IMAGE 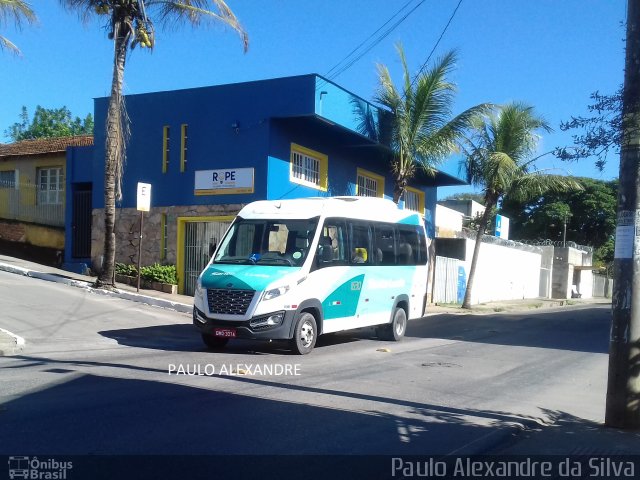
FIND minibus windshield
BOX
[213,217,319,267]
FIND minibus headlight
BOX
[250,312,285,329]
[263,286,289,301]
[195,278,204,297]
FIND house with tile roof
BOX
[0,135,93,257]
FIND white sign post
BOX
[136,183,152,292]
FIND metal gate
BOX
[72,185,92,258]
[184,221,231,296]
[432,256,461,304]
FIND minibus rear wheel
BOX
[378,307,407,341]
[202,333,229,350]
[291,312,317,355]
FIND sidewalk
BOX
[428,296,611,315]
[0,253,193,314]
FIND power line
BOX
[324,0,427,82]
[324,0,417,79]
[410,0,464,88]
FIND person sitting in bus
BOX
[352,247,367,264]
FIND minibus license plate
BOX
[214,328,236,338]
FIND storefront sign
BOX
[194,168,254,195]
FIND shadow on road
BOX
[0,366,537,455]
[410,305,610,354]
[96,305,611,355]
[98,324,368,355]
[491,409,640,455]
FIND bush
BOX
[140,263,178,285]
[115,262,178,285]
[115,263,137,277]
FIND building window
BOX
[37,167,64,205]
[161,213,168,260]
[180,124,188,173]
[162,126,170,173]
[290,143,328,191]
[0,170,16,189]
[356,168,384,198]
[404,187,425,214]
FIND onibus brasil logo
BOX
[8,456,72,479]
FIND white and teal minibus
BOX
[193,196,428,354]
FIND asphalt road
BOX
[0,270,612,456]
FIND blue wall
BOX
[64,145,94,269]
[92,75,318,209]
[88,74,457,240]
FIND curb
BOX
[0,327,25,356]
[0,262,192,315]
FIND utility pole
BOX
[606,0,640,429]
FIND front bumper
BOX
[193,306,296,340]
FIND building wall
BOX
[85,75,453,288]
[461,239,542,304]
[0,153,67,249]
[0,153,67,215]
[435,204,463,237]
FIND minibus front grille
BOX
[207,289,255,315]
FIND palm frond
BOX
[0,0,36,27]
[0,33,19,54]
[148,0,248,51]
[507,173,583,202]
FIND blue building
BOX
[65,74,465,295]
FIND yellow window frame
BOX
[176,215,235,294]
[404,186,425,214]
[289,143,328,191]
[356,168,385,198]
[180,124,188,173]
[162,126,170,173]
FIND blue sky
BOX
[1,1,626,198]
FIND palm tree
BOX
[460,102,582,309]
[59,0,248,287]
[0,0,36,55]
[374,45,489,203]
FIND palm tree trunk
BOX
[97,25,129,287]
[461,200,494,309]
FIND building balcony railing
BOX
[0,181,65,227]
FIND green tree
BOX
[441,192,485,204]
[373,45,489,203]
[554,87,623,171]
[6,105,94,141]
[59,0,248,287]
[500,177,618,265]
[0,0,36,55]
[461,103,582,309]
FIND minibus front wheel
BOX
[291,312,317,355]
[202,333,229,350]
[378,307,407,341]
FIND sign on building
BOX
[137,182,151,212]
[194,168,254,195]
[495,214,510,239]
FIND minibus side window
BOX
[416,225,428,265]
[314,218,348,269]
[396,225,419,265]
[349,221,372,265]
[374,223,396,265]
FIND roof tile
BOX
[0,135,94,158]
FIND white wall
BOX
[435,204,463,235]
[462,239,542,304]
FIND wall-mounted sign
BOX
[137,182,151,212]
[495,214,510,240]
[194,168,254,196]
